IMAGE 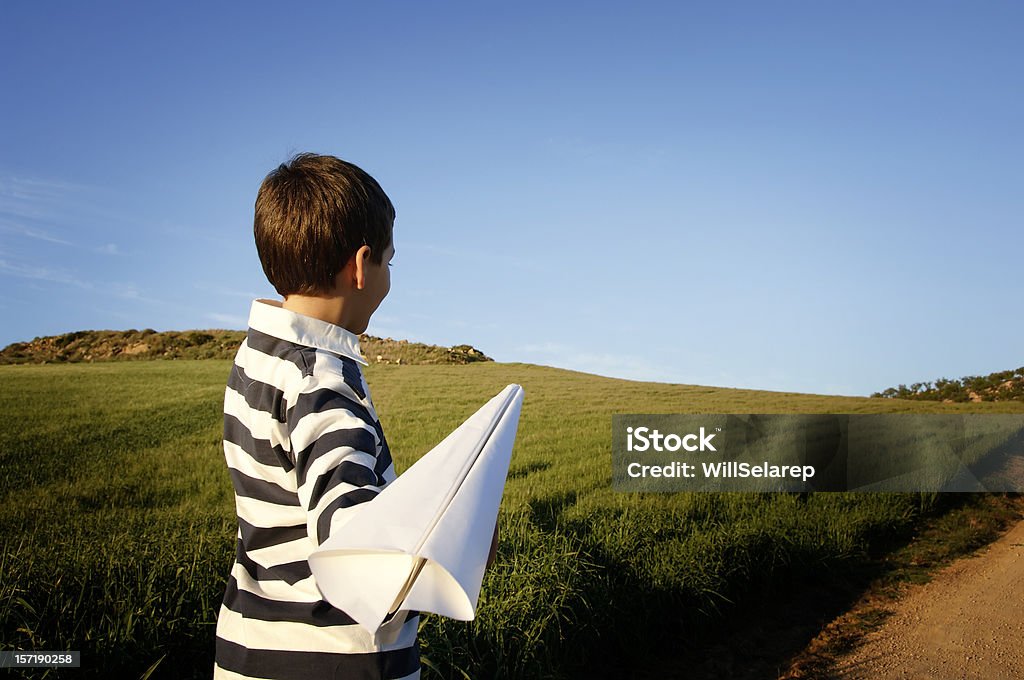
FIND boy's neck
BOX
[279,295,361,335]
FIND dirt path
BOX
[829,519,1024,679]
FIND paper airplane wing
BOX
[308,383,525,634]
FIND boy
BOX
[214,153,418,679]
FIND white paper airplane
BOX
[308,383,525,634]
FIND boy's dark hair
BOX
[254,153,395,297]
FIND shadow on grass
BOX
[521,492,981,680]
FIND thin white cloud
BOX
[89,306,141,323]
[108,283,142,299]
[0,220,124,256]
[0,220,74,246]
[0,177,135,262]
[0,176,100,197]
[205,312,247,328]
[0,176,110,225]
[107,282,175,307]
[517,341,566,354]
[511,340,771,390]
[403,311,498,331]
[451,318,499,331]
[193,282,270,299]
[0,258,93,289]
[514,341,670,382]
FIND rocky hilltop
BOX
[872,366,1024,403]
[0,329,492,366]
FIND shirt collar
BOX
[247,298,369,366]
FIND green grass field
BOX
[1,360,1022,679]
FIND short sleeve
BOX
[285,373,388,547]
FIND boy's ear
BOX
[338,245,372,291]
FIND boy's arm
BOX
[286,373,389,547]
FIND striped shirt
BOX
[214,298,420,680]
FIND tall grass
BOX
[1,361,1021,678]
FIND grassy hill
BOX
[0,329,492,366]
[1,360,1022,679]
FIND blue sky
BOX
[1,2,1020,396]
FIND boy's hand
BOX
[486,521,499,568]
